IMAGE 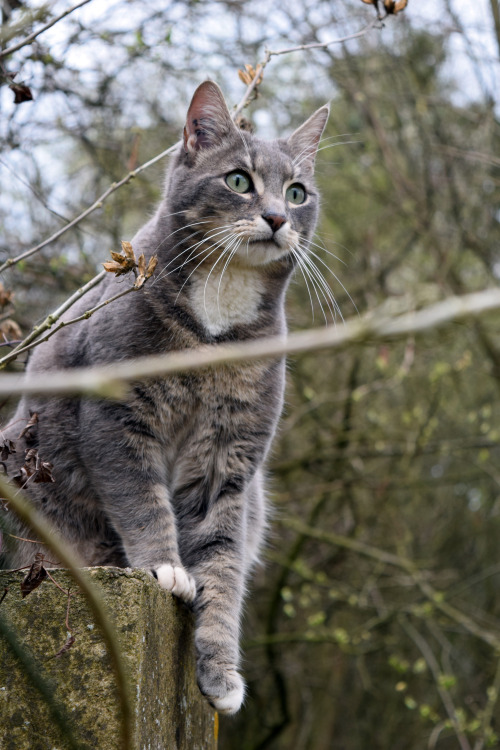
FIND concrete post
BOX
[0,567,217,750]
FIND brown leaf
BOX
[238,64,263,87]
[21,554,48,598]
[103,241,138,277]
[134,254,158,289]
[0,439,16,462]
[9,83,33,104]
[18,411,38,439]
[0,319,22,340]
[384,0,408,12]
[13,448,55,487]
[0,283,14,309]
[121,240,135,260]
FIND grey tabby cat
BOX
[2,81,328,714]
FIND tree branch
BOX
[0,145,177,275]
[0,0,93,60]
[1,287,500,398]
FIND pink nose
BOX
[263,213,286,232]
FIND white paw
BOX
[210,672,245,715]
[155,564,196,603]
[198,665,245,715]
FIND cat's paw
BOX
[197,662,245,715]
[155,564,196,604]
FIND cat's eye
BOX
[286,183,306,205]
[226,171,252,194]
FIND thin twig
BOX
[1,287,500,398]
[0,145,177,275]
[0,270,106,366]
[1,12,384,273]
[0,0,93,59]
[232,16,384,119]
[400,617,472,750]
[0,275,138,367]
[281,517,500,651]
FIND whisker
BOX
[202,233,241,316]
[174,230,237,304]
[289,248,318,323]
[154,225,236,284]
[302,244,357,315]
[293,140,361,170]
[294,245,339,323]
[216,237,243,319]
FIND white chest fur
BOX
[189,264,264,335]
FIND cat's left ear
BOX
[287,104,330,171]
[183,81,236,154]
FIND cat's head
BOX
[165,81,329,270]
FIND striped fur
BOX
[2,82,329,714]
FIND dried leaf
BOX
[134,254,158,289]
[146,255,158,277]
[103,241,137,277]
[9,82,33,104]
[238,64,263,87]
[384,0,408,12]
[0,319,22,340]
[13,448,55,487]
[0,439,16,462]
[21,554,48,598]
[121,240,135,260]
[18,411,38,439]
[0,283,14,309]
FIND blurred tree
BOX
[1,2,500,750]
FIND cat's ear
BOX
[287,104,330,171]
[183,81,235,154]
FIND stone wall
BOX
[0,567,217,750]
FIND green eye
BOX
[226,171,252,193]
[286,183,306,205]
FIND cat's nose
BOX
[263,213,287,233]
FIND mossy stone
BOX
[0,567,217,749]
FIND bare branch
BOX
[0,0,93,60]
[0,145,177,275]
[0,12,387,274]
[0,270,106,366]
[1,287,500,398]
[0,272,148,367]
[232,15,385,119]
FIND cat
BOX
[1,80,329,714]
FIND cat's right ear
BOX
[183,81,235,155]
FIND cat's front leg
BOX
[79,401,196,603]
[189,503,247,714]
[178,473,266,714]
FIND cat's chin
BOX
[235,240,290,267]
